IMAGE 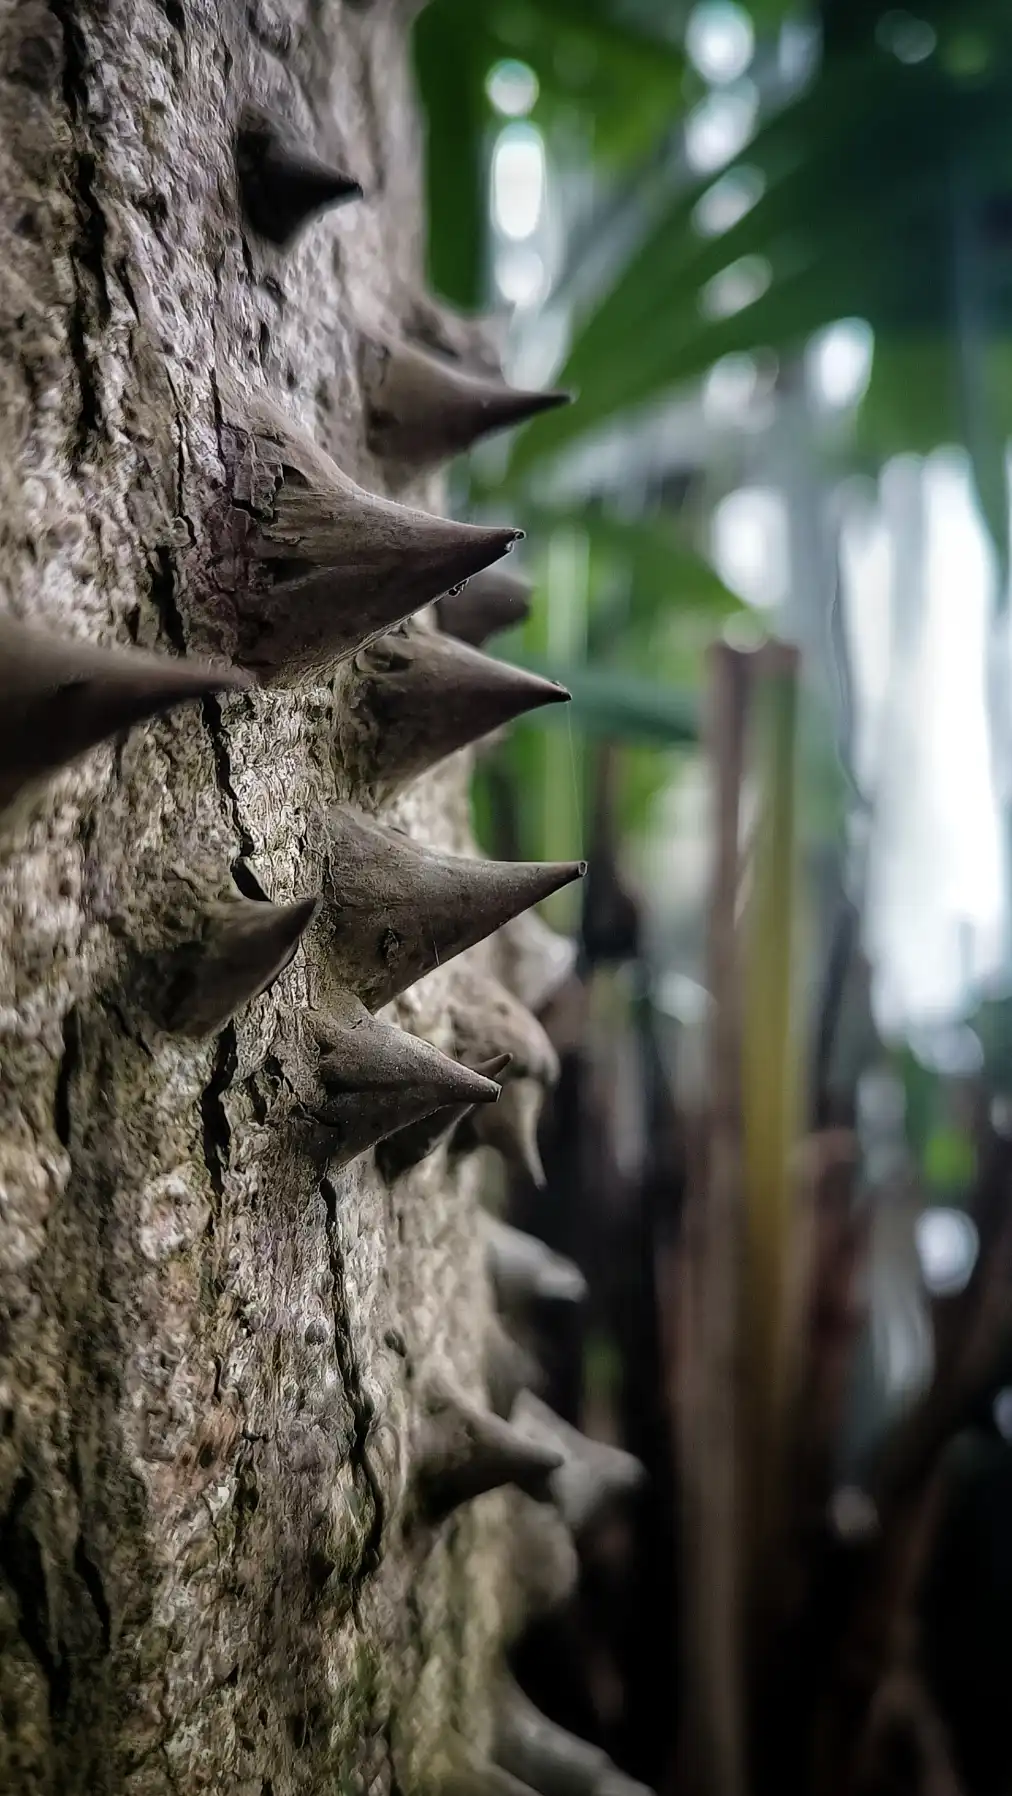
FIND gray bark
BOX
[0,3,523,1790]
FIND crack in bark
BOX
[197,379,265,1096]
[49,0,110,462]
[160,1739,184,1796]
[320,1178,386,1584]
[200,369,258,848]
[209,360,225,443]
[68,1450,112,1657]
[53,1007,81,1150]
[0,1474,70,1719]
[231,860,270,901]
[200,1024,238,1199]
[166,374,197,554]
[149,546,188,655]
[73,1537,111,1655]
[156,0,186,35]
[114,255,140,321]
[202,694,257,859]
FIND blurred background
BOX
[413,6,1012,1794]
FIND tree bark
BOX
[0,4,516,1791]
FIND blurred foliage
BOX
[415,0,1012,896]
[502,0,1012,571]
[512,656,699,745]
[901,1044,937,1164]
[923,1123,978,1196]
[741,648,803,1560]
[415,0,752,855]
[416,0,686,309]
[523,508,746,646]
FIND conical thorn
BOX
[446,970,557,1182]
[377,1053,512,1182]
[439,1737,542,1796]
[448,967,559,1085]
[503,1500,579,1639]
[218,378,522,683]
[513,1393,646,1536]
[320,803,585,1010]
[436,566,533,648]
[400,290,507,379]
[161,893,319,1036]
[496,910,579,1016]
[362,331,571,467]
[472,1079,549,1188]
[339,622,569,795]
[413,1378,563,1521]
[486,1315,542,1419]
[494,1677,609,1796]
[303,991,501,1169]
[597,1774,657,1796]
[484,1217,587,1312]
[236,105,363,249]
[0,615,249,820]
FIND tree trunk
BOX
[0,5,532,1790]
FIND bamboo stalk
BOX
[740,640,802,1589]
[675,642,753,1796]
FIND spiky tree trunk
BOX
[0,6,582,1793]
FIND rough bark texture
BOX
[0,4,519,1790]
